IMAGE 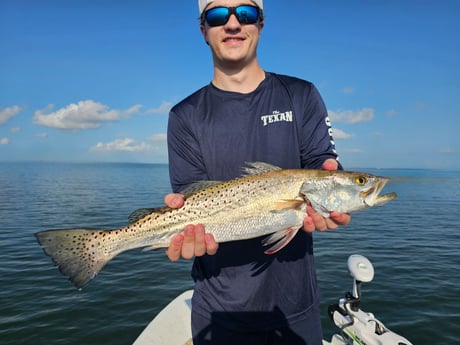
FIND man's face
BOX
[200,0,264,68]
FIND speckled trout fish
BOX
[35,162,396,288]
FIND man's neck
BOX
[211,59,265,94]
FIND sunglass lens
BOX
[235,5,259,24]
[205,7,229,27]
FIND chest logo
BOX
[261,110,293,127]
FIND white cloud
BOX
[33,100,142,130]
[124,104,143,116]
[439,148,457,155]
[415,101,427,111]
[91,138,151,152]
[386,109,397,118]
[331,128,354,139]
[1,137,9,145]
[328,108,374,124]
[145,101,172,114]
[36,132,48,138]
[91,133,167,154]
[149,133,167,142]
[0,105,22,125]
[10,127,21,134]
[342,86,354,94]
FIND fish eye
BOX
[355,176,367,186]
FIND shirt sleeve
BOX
[167,107,208,193]
[298,84,342,170]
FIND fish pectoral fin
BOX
[262,226,301,254]
[273,199,305,210]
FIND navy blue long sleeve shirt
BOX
[167,72,340,332]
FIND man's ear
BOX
[200,25,209,45]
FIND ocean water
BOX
[0,162,459,345]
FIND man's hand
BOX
[164,194,219,261]
[303,159,351,232]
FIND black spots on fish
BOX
[223,186,238,198]
[147,212,166,222]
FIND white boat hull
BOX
[134,290,193,345]
[133,290,339,345]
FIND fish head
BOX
[299,171,397,217]
[359,176,397,207]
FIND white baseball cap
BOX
[198,0,263,14]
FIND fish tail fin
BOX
[35,229,116,289]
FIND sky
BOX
[1,0,459,170]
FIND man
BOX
[164,1,350,344]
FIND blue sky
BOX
[1,0,459,169]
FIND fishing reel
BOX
[327,255,413,345]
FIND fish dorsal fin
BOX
[127,180,222,224]
[128,208,156,224]
[243,162,282,176]
[179,180,222,196]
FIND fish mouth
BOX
[361,179,397,207]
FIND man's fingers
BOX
[310,211,328,231]
[303,215,315,232]
[181,224,196,259]
[324,217,339,230]
[205,233,219,255]
[164,193,185,208]
[305,205,342,232]
[166,234,184,262]
[193,224,206,257]
[321,158,339,171]
[167,224,217,261]
[330,211,350,226]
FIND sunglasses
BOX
[202,5,262,27]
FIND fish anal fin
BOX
[274,200,305,210]
[142,245,166,252]
[262,226,301,255]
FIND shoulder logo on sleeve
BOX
[260,110,293,127]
